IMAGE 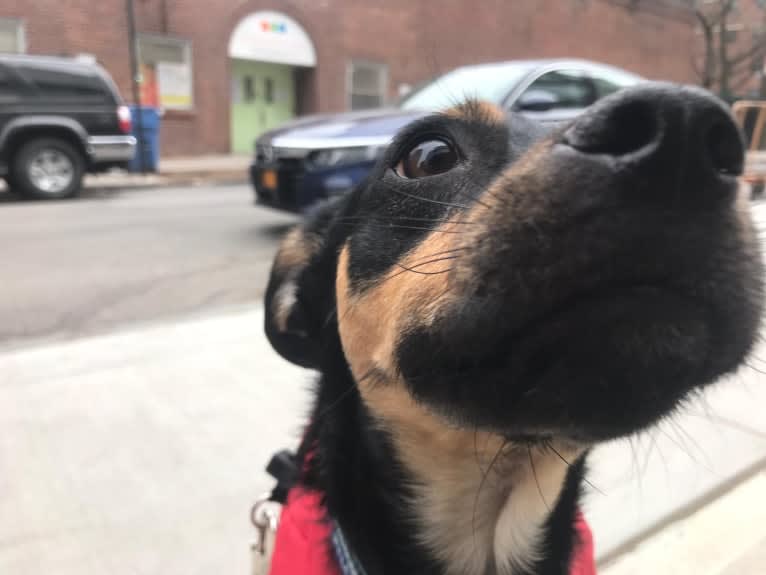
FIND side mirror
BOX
[515,90,559,112]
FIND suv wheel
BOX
[13,138,85,200]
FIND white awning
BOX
[228,11,316,67]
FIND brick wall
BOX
[1,0,696,156]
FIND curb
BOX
[84,171,249,191]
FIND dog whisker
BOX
[649,428,671,482]
[383,182,470,209]
[368,255,464,287]
[656,423,716,474]
[744,360,766,375]
[337,222,470,234]
[627,435,643,497]
[335,215,480,226]
[669,415,714,468]
[394,262,455,276]
[315,368,380,421]
[472,438,509,551]
[640,430,659,479]
[543,440,605,496]
[452,180,494,211]
[323,306,339,329]
[685,410,766,438]
[527,444,551,512]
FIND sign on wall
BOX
[157,62,193,109]
[228,10,316,67]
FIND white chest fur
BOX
[409,444,571,575]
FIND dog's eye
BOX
[395,139,458,179]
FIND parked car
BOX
[0,55,136,200]
[250,59,644,213]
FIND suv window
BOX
[19,65,110,102]
[0,64,21,102]
[518,70,596,110]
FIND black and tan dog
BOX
[263,84,763,575]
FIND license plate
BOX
[261,169,278,189]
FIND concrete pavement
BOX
[0,303,764,575]
[0,307,311,575]
[601,471,766,574]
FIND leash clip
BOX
[250,492,281,556]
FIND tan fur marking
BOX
[269,226,324,333]
[444,100,506,125]
[273,281,299,332]
[336,221,459,381]
[273,226,321,276]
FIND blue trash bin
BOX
[128,106,161,173]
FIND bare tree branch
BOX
[648,0,766,96]
[729,37,766,67]
[694,8,717,87]
[731,69,758,92]
[691,53,703,77]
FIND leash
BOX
[330,521,368,575]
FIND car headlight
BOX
[308,146,385,170]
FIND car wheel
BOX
[12,138,85,200]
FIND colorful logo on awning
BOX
[260,20,287,33]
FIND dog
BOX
[262,84,763,575]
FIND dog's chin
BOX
[400,287,746,443]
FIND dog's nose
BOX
[563,84,744,203]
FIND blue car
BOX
[250,59,643,213]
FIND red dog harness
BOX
[269,486,597,575]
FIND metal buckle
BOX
[250,493,281,556]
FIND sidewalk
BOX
[601,470,766,575]
[84,154,252,190]
[0,306,764,575]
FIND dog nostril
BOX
[565,99,659,157]
[705,120,744,176]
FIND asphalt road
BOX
[0,184,299,347]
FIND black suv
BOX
[0,55,136,200]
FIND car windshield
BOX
[399,62,535,111]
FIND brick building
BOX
[0,0,695,156]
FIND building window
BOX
[243,75,255,102]
[137,35,193,110]
[0,18,25,53]
[347,61,387,110]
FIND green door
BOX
[230,59,296,154]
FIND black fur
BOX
[263,86,763,574]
